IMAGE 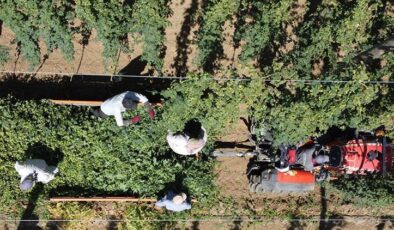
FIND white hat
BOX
[172,193,187,205]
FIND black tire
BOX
[255,183,264,192]
[252,174,261,184]
[249,183,258,192]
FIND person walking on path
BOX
[15,159,59,191]
[167,120,207,156]
[91,91,155,126]
[155,191,191,212]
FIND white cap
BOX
[172,193,187,205]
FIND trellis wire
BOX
[1,70,394,84]
[2,217,394,222]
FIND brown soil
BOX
[0,0,244,77]
[0,26,135,75]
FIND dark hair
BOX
[183,119,202,139]
[122,98,138,109]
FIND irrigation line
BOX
[2,70,394,84]
[2,217,394,222]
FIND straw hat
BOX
[172,193,187,205]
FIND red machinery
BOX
[248,168,315,193]
[324,138,393,175]
[214,122,394,193]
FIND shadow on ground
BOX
[25,143,64,166]
[17,184,44,230]
[0,74,173,103]
[117,55,149,76]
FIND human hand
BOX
[130,115,142,124]
[148,109,155,119]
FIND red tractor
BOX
[314,133,393,176]
[214,121,394,193]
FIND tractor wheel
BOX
[249,174,261,184]
[249,183,258,192]
[255,183,264,192]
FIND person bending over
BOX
[91,91,155,126]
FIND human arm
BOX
[15,162,32,182]
[186,139,206,155]
[144,102,155,119]
[37,171,56,183]
[155,198,168,208]
[186,127,208,154]
[36,166,58,184]
[123,115,142,126]
[113,108,125,126]
[178,202,192,210]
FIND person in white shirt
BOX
[91,91,155,126]
[155,191,191,212]
[167,120,207,156]
[15,159,58,191]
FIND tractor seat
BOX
[329,146,342,167]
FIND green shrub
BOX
[47,202,97,230]
[195,0,239,70]
[75,0,132,65]
[332,173,394,207]
[237,0,293,63]
[0,0,75,69]
[0,45,10,66]
[130,0,170,72]
[241,0,394,145]
[0,74,242,217]
[121,205,175,230]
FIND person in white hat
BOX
[15,159,58,191]
[167,120,207,156]
[155,190,191,212]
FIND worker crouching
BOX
[155,191,191,212]
[15,159,58,191]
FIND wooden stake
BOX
[50,197,197,202]
[50,100,103,106]
[50,197,157,202]
[50,100,163,107]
